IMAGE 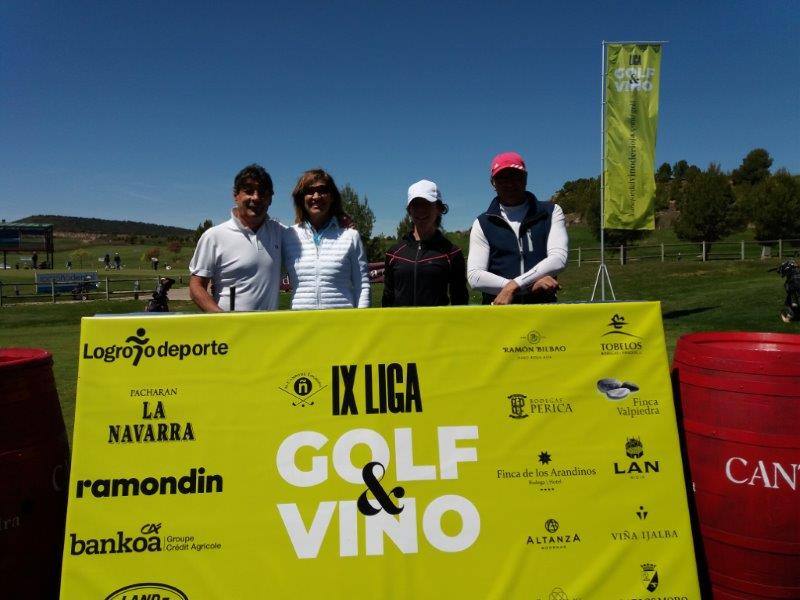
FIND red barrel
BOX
[673,332,800,599]
[0,348,70,598]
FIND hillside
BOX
[14,215,193,238]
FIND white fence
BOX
[569,239,800,266]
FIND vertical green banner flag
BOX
[604,44,661,230]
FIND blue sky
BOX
[1,1,797,235]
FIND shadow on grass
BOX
[663,306,718,320]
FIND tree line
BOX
[552,148,800,248]
[192,148,799,262]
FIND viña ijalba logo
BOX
[82,327,229,366]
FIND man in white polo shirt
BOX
[189,164,283,312]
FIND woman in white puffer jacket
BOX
[282,169,370,310]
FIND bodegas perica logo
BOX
[82,327,230,366]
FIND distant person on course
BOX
[467,151,568,305]
[114,252,121,270]
[382,179,468,307]
[282,169,369,310]
[189,163,283,312]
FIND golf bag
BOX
[770,260,800,322]
[145,277,176,313]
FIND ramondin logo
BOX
[105,582,188,600]
[75,467,222,499]
[82,327,229,366]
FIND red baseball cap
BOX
[490,152,527,178]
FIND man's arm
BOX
[189,275,223,313]
[466,219,510,294]
[513,204,569,289]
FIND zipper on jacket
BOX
[315,234,321,309]
[413,241,422,305]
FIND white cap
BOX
[407,180,442,206]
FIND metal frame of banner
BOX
[591,40,667,302]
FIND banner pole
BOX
[592,40,615,301]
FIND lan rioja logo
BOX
[614,437,660,477]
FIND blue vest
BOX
[476,192,555,304]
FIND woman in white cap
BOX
[282,169,370,309]
[382,180,468,307]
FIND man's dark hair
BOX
[233,164,273,195]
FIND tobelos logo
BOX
[602,314,641,338]
[82,327,229,366]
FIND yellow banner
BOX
[61,303,701,599]
[604,44,662,230]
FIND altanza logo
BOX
[82,327,229,366]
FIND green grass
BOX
[1,260,796,447]
[1,240,195,286]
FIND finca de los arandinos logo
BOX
[82,327,229,366]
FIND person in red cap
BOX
[467,151,568,305]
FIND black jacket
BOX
[382,231,469,307]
